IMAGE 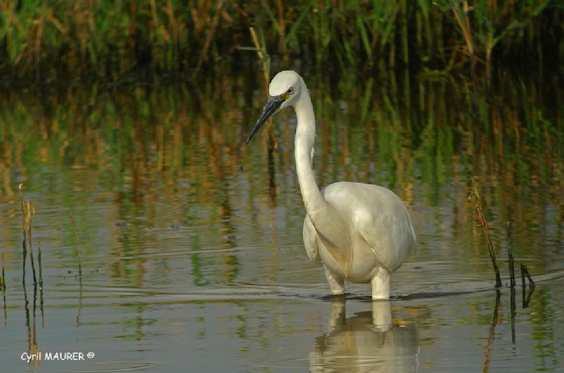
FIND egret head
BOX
[246,70,303,144]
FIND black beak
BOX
[246,96,284,144]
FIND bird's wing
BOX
[356,211,403,271]
[325,182,415,272]
[303,214,320,262]
[356,201,416,272]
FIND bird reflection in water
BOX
[310,300,418,373]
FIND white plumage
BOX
[247,71,416,299]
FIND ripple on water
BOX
[73,361,156,372]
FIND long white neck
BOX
[293,84,352,269]
[294,87,326,214]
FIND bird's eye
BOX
[287,88,295,95]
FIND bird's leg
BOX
[371,267,391,300]
[324,267,345,296]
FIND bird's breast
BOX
[316,233,383,282]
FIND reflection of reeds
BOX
[22,261,41,369]
[481,289,500,373]
[2,273,5,325]
[0,70,560,286]
[69,215,83,283]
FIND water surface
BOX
[0,72,562,372]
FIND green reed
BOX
[0,1,560,81]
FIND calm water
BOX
[0,71,562,372]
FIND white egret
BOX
[246,71,416,299]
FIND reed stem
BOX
[470,182,502,288]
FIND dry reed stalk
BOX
[21,199,38,286]
[470,181,502,288]
[274,0,287,60]
[249,26,277,152]
[520,264,534,288]
[0,252,4,291]
[520,264,535,308]
[19,184,40,288]
[38,247,43,289]
[520,262,526,307]
[249,26,270,91]
[452,0,474,57]
[1,262,5,292]
[507,222,516,288]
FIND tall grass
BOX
[0,1,560,82]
